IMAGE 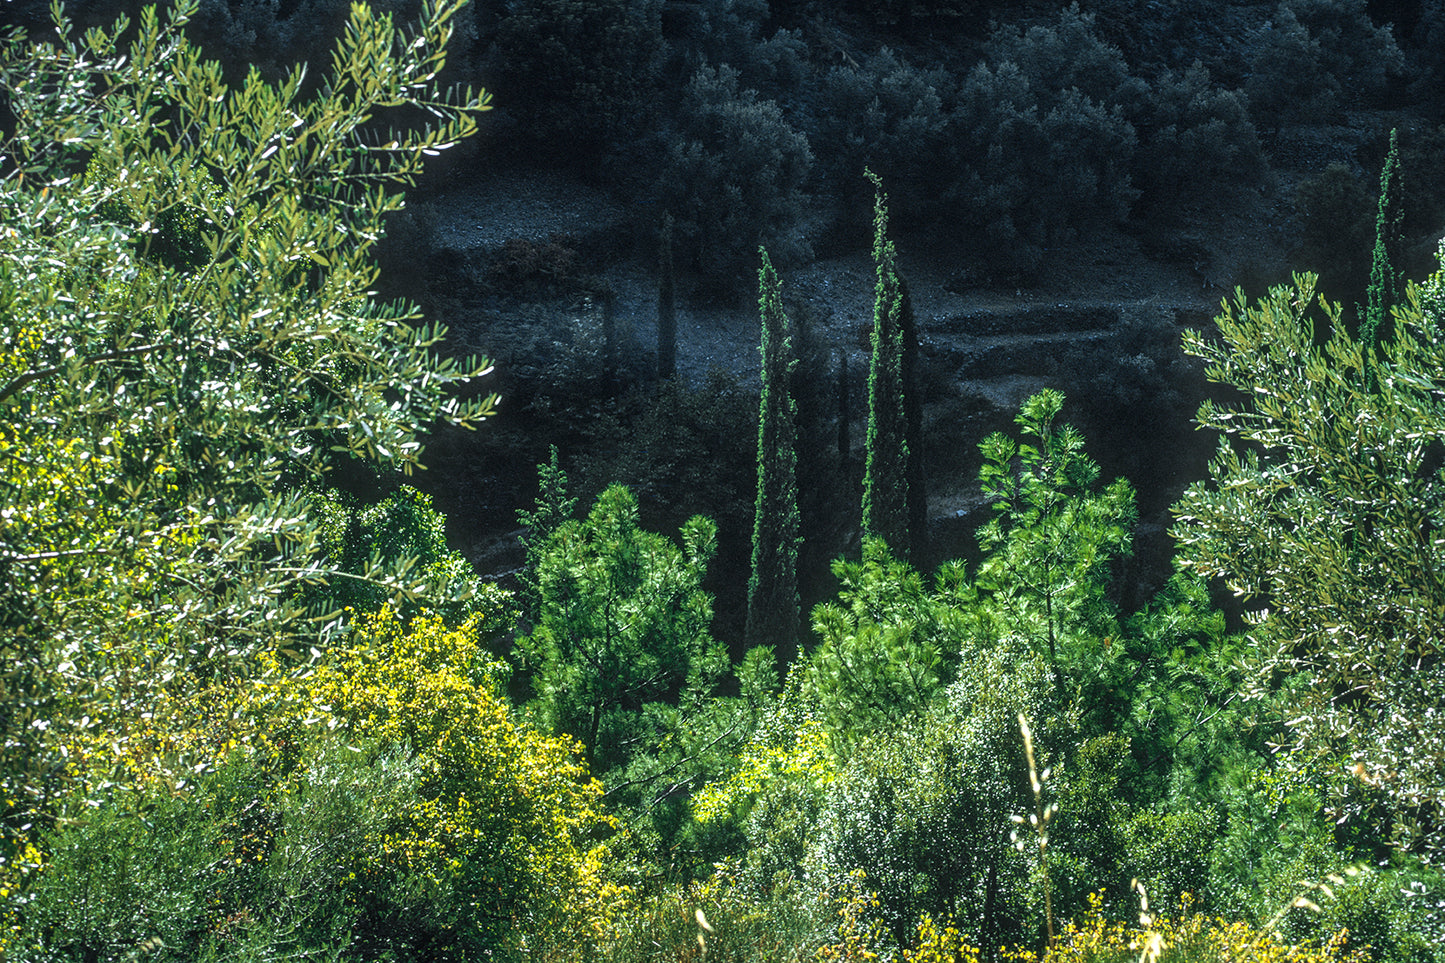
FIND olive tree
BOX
[1173,267,1445,860]
[0,0,494,823]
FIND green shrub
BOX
[805,539,959,741]
[16,741,419,963]
[1119,806,1223,913]
[808,653,1053,951]
[518,484,726,777]
[306,484,510,628]
[10,609,612,963]
[1274,864,1445,963]
[657,65,813,288]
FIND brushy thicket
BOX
[9,0,1445,961]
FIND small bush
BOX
[15,742,411,963]
[11,610,609,963]
[486,234,584,299]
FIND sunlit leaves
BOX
[976,389,1137,698]
[1173,269,1445,859]
[0,0,494,838]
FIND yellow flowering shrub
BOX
[1002,892,1370,963]
[283,608,612,953]
[904,913,982,963]
[10,608,616,961]
[815,871,888,963]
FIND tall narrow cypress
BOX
[658,212,678,381]
[1363,128,1403,362]
[516,445,577,626]
[861,170,910,557]
[747,247,800,653]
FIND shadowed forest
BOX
[3,0,1445,960]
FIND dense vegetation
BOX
[3,1,1445,962]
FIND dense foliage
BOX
[0,0,493,859]
[5,1,1445,961]
[1174,267,1445,862]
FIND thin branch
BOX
[0,343,165,402]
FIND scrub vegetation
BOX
[3,1,1445,961]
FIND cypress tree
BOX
[600,285,617,387]
[861,170,910,557]
[747,247,801,653]
[516,445,577,626]
[1363,128,1403,361]
[658,212,678,381]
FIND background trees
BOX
[657,64,813,286]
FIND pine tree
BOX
[1362,127,1403,359]
[747,247,801,652]
[658,212,678,381]
[861,170,911,556]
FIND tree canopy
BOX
[0,0,494,832]
[1174,267,1445,860]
